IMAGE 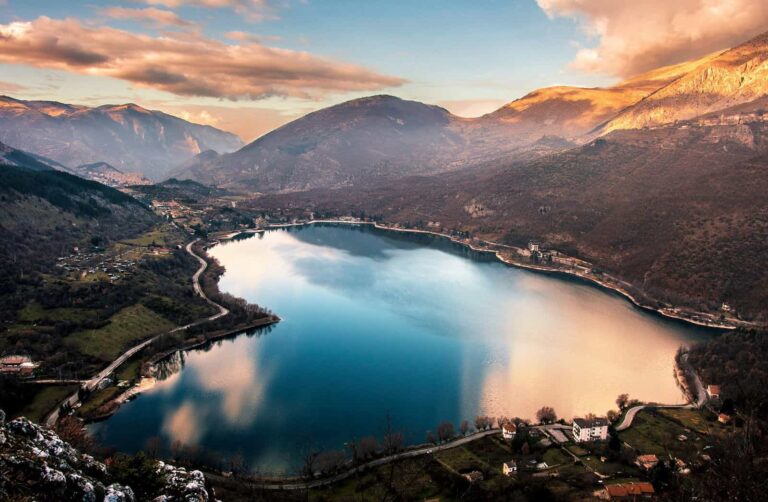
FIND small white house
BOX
[502,460,517,476]
[502,422,517,440]
[572,417,609,443]
[528,241,540,253]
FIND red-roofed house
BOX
[604,482,655,499]
[502,422,517,440]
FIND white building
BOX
[572,417,609,442]
[502,422,517,440]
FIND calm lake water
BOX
[91,224,710,473]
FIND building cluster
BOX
[150,200,204,224]
[56,249,137,282]
[528,241,553,263]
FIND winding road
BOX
[614,354,707,432]
[44,239,235,427]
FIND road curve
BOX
[615,354,706,432]
[45,239,231,427]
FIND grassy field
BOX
[65,304,175,361]
[18,302,94,323]
[116,356,144,382]
[120,226,177,247]
[12,385,78,423]
[77,386,122,418]
[658,408,718,436]
[618,410,709,459]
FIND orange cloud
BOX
[102,7,195,28]
[538,0,768,77]
[0,17,405,100]
[141,0,276,22]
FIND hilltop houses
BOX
[502,422,517,440]
[573,417,609,442]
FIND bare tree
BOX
[475,415,487,430]
[144,436,162,459]
[383,431,404,454]
[536,406,557,424]
[358,435,379,459]
[316,450,347,474]
[437,421,454,442]
[460,420,469,436]
[426,430,436,445]
[55,416,95,452]
[301,448,320,478]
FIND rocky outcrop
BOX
[0,411,215,501]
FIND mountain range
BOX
[0,96,243,181]
[240,30,768,322]
[169,38,768,192]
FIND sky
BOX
[1,0,767,141]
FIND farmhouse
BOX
[0,354,37,377]
[602,482,655,499]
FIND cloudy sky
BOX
[1,0,766,141]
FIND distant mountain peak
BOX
[0,96,244,180]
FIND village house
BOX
[601,482,655,499]
[0,354,38,377]
[502,460,517,476]
[462,471,483,483]
[573,417,609,442]
[706,385,721,400]
[718,413,732,425]
[502,422,517,440]
[635,454,659,471]
[528,241,540,253]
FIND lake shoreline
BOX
[221,220,744,332]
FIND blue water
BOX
[91,224,709,473]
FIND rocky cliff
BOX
[0,411,214,501]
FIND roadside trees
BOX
[437,421,454,442]
[536,406,557,424]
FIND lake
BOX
[90,223,710,473]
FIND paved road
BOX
[45,239,232,427]
[248,429,502,490]
[615,354,706,432]
[185,239,229,322]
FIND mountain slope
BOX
[487,51,721,141]
[170,95,501,191]
[251,113,768,322]
[600,31,768,133]
[0,96,244,180]
[0,140,58,172]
